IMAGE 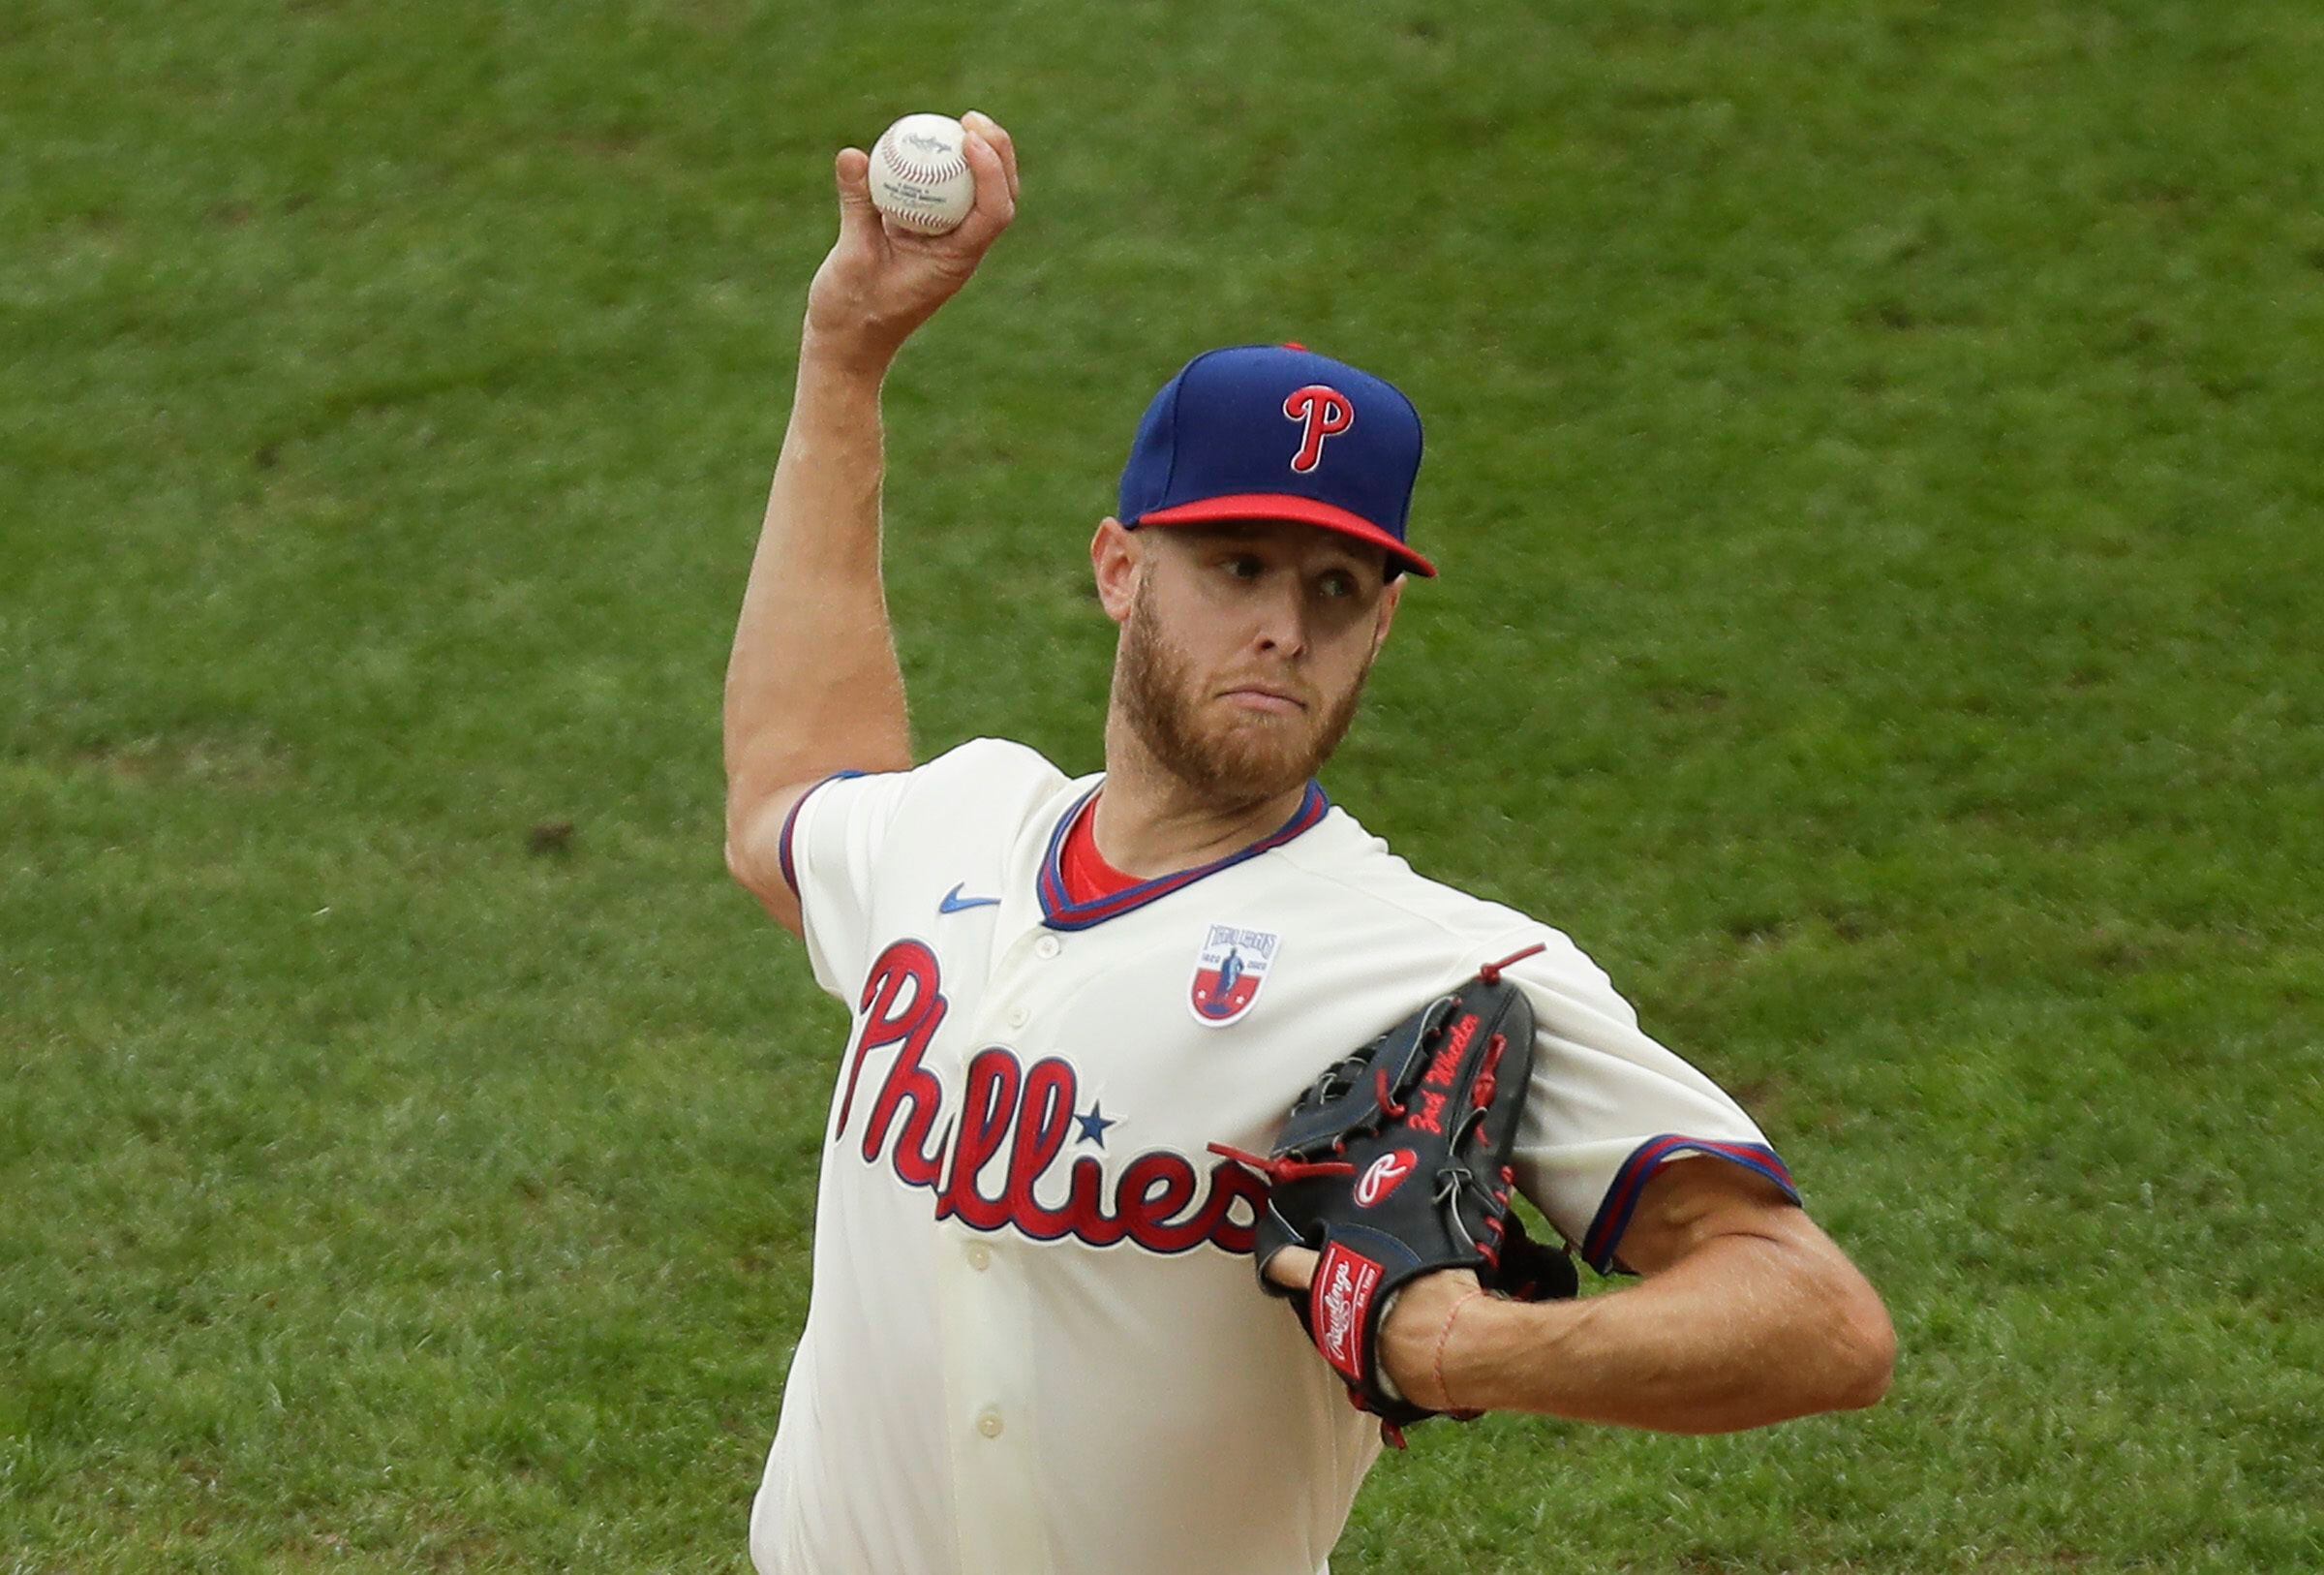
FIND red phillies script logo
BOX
[1355,1149,1417,1207]
[838,942,1268,1255]
[1283,385,1355,474]
[1312,1242,1386,1382]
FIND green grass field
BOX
[7,0,2322,1568]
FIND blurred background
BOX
[5,1,2319,1568]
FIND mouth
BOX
[1218,685,1308,716]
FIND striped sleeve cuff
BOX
[777,770,867,897]
[1581,1135,1799,1274]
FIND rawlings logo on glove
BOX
[1315,1244,1384,1381]
[1211,944,1579,1443]
[1355,1152,1415,1206]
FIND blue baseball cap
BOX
[1116,344,1435,578]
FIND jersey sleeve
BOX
[779,738,1065,1000]
[1495,933,1798,1274]
[778,768,910,998]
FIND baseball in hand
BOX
[867,113,977,235]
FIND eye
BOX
[1318,570,1359,600]
[1224,554,1265,580]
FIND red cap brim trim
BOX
[1132,493,1437,578]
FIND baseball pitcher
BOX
[723,111,1894,1575]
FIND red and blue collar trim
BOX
[1036,781,1330,931]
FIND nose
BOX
[1250,576,1310,660]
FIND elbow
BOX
[723,831,758,891]
[723,790,784,900]
[722,798,758,886]
[725,818,790,904]
[1822,1281,1897,1412]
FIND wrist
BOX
[798,322,900,385]
[1378,1276,1486,1413]
[1429,1288,1490,1415]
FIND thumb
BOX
[832,147,883,247]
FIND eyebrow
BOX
[1183,525,1381,575]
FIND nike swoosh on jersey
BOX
[938,882,1002,913]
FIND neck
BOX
[1093,706,1311,879]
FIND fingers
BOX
[963,109,1020,204]
[1263,1245,1320,1294]
[947,118,1018,252]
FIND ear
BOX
[1368,577,1405,660]
[1091,517,1142,626]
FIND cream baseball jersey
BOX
[749,739,1794,1575]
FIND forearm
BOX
[1441,1231,1893,1434]
[723,333,914,828]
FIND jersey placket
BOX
[933,918,1075,1575]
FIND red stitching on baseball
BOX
[877,137,967,188]
[887,158,963,184]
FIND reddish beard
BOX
[1115,578,1372,809]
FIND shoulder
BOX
[1275,804,1612,991]
[860,736,1074,823]
[792,736,1073,856]
[913,736,1069,793]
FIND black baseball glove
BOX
[1211,945,1577,1442]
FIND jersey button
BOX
[1005,1005,1028,1030]
[1034,935,1061,960]
[966,1243,992,1271]
[976,1407,1004,1439]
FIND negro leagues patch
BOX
[1190,923,1282,1028]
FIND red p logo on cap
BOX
[1284,385,1355,474]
